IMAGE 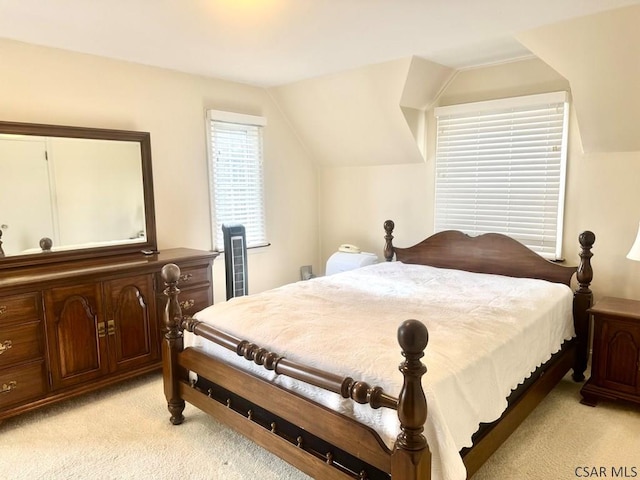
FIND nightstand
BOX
[580,297,640,407]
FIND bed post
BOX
[161,263,186,425]
[573,231,596,382]
[391,319,431,480]
[384,220,395,262]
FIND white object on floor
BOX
[325,251,378,275]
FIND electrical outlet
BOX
[300,265,314,280]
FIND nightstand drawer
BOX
[0,361,47,409]
[156,265,210,291]
[0,321,44,368]
[0,293,40,325]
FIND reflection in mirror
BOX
[0,121,156,269]
[1,135,146,256]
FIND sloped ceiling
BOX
[518,4,640,153]
[272,4,639,167]
[269,57,454,166]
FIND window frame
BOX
[433,91,570,260]
[205,109,268,252]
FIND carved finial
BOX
[162,263,181,285]
[39,237,53,252]
[579,230,596,249]
[384,219,395,262]
[398,319,429,356]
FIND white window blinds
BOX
[207,110,267,250]
[434,91,569,260]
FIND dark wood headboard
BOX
[383,220,594,287]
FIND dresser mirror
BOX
[0,121,156,269]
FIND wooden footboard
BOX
[162,263,431,480]
[179,349,391,478]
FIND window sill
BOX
[215,242,271,256]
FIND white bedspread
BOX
[185,262,574,480]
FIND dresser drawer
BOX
[0,361,47,409]
[156,265,210,291]
[0,292,41,325]
[176,285,212,316]
[0,321,44,368]
[158,284,212,317]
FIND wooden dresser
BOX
[580,296,640,407]
[0,248,217,421]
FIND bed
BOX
[161,220,595,480]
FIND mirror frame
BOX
[0,120,157,270]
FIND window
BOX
[434,91,569,259]
[206,110,267,250]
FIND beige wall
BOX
[4,36,639,304]
[0,38,319,298]
[318,57,640,301]
[318,163,432,262]
[518,4,640,153]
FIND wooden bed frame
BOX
[162,221,595,479]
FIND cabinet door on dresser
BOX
[44,275,159,390]
[595,317,640,396]
[103,274,158,373]
[44,283,108,390]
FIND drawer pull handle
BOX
[97,322,106,338]
[1,381,17,394]
[0,305,7,316]
[107,320,116,336]
[180,299,195,310]
[0,340,12,355]
[179,273,193,283]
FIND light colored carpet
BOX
[0,371,638,479]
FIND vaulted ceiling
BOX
[271,3,640,166]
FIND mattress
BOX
[185,261,574,480]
